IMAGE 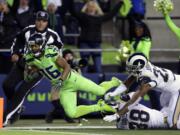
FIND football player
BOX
[107,92,168,129]
[103,53,180,129]
[24,33,121,118]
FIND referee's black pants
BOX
[2,62,42,125]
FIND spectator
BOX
[15,0,34,29]
[0,0,19,49]
[69,0,125,73]
[47,0,64,40]
[129,0,145,20]
[128,0,146,39]
[119,0,146,40]
[97,0,111,13]
[130,20,151,59]
[154,0,180,73]
[116,21,151,70]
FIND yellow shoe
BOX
[97,99,116,113]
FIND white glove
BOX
[104,92,114,100]
[103,114,120,122]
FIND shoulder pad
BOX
[47,45,59,52]
[45,45,59,58]
[24,53,34,63]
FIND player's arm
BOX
[117,83,152,116]
[103,83,152,122]
[11,27,28,62]
[117,76,156,116]
[55,56,71,81]
[105,75,136,100]
[124,75,136,88]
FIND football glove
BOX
[103,113,120,122]
[52,79,63,91]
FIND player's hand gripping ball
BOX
[52,79,63,91]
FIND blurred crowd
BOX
[0,0,148,73]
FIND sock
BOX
[51,99,66,116]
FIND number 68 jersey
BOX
[126,104,168,129]
[138,62,180,93]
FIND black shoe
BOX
[9,106,25,125]
[63,115,76,123]
[45,111,54,123]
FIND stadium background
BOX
[0,0,180,134]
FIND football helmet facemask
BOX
[126,53,148,76]
[28,33,46,57]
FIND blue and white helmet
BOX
[126,53,148,76]
[28,33,46,57]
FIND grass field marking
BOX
[4,125,116,130]
[3,129,108,135]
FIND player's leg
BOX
[45,87,75,123]
[167,91,180,128]
[60,89,115,118]
[2,64,24,100]
[71,71,120,96]
[3,75,42,126]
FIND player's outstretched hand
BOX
[103,114,120,122]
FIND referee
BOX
[2,11,67,126]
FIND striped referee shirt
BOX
[11,25,63,55]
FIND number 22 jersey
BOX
[137,62,180,93]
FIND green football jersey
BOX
[24,45,63,84]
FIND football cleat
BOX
[97,99,116,113]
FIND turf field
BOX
[1,119,179,135]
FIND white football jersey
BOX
[137,62,180,93]
[127,104,168,129]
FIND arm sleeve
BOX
[11,27,27,55]
[164,14,180,43]
[100,1,123,22]
[68,0,85,19]
[135,38,151,60]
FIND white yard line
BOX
[2,129,108,135]
[4,125,116,130]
